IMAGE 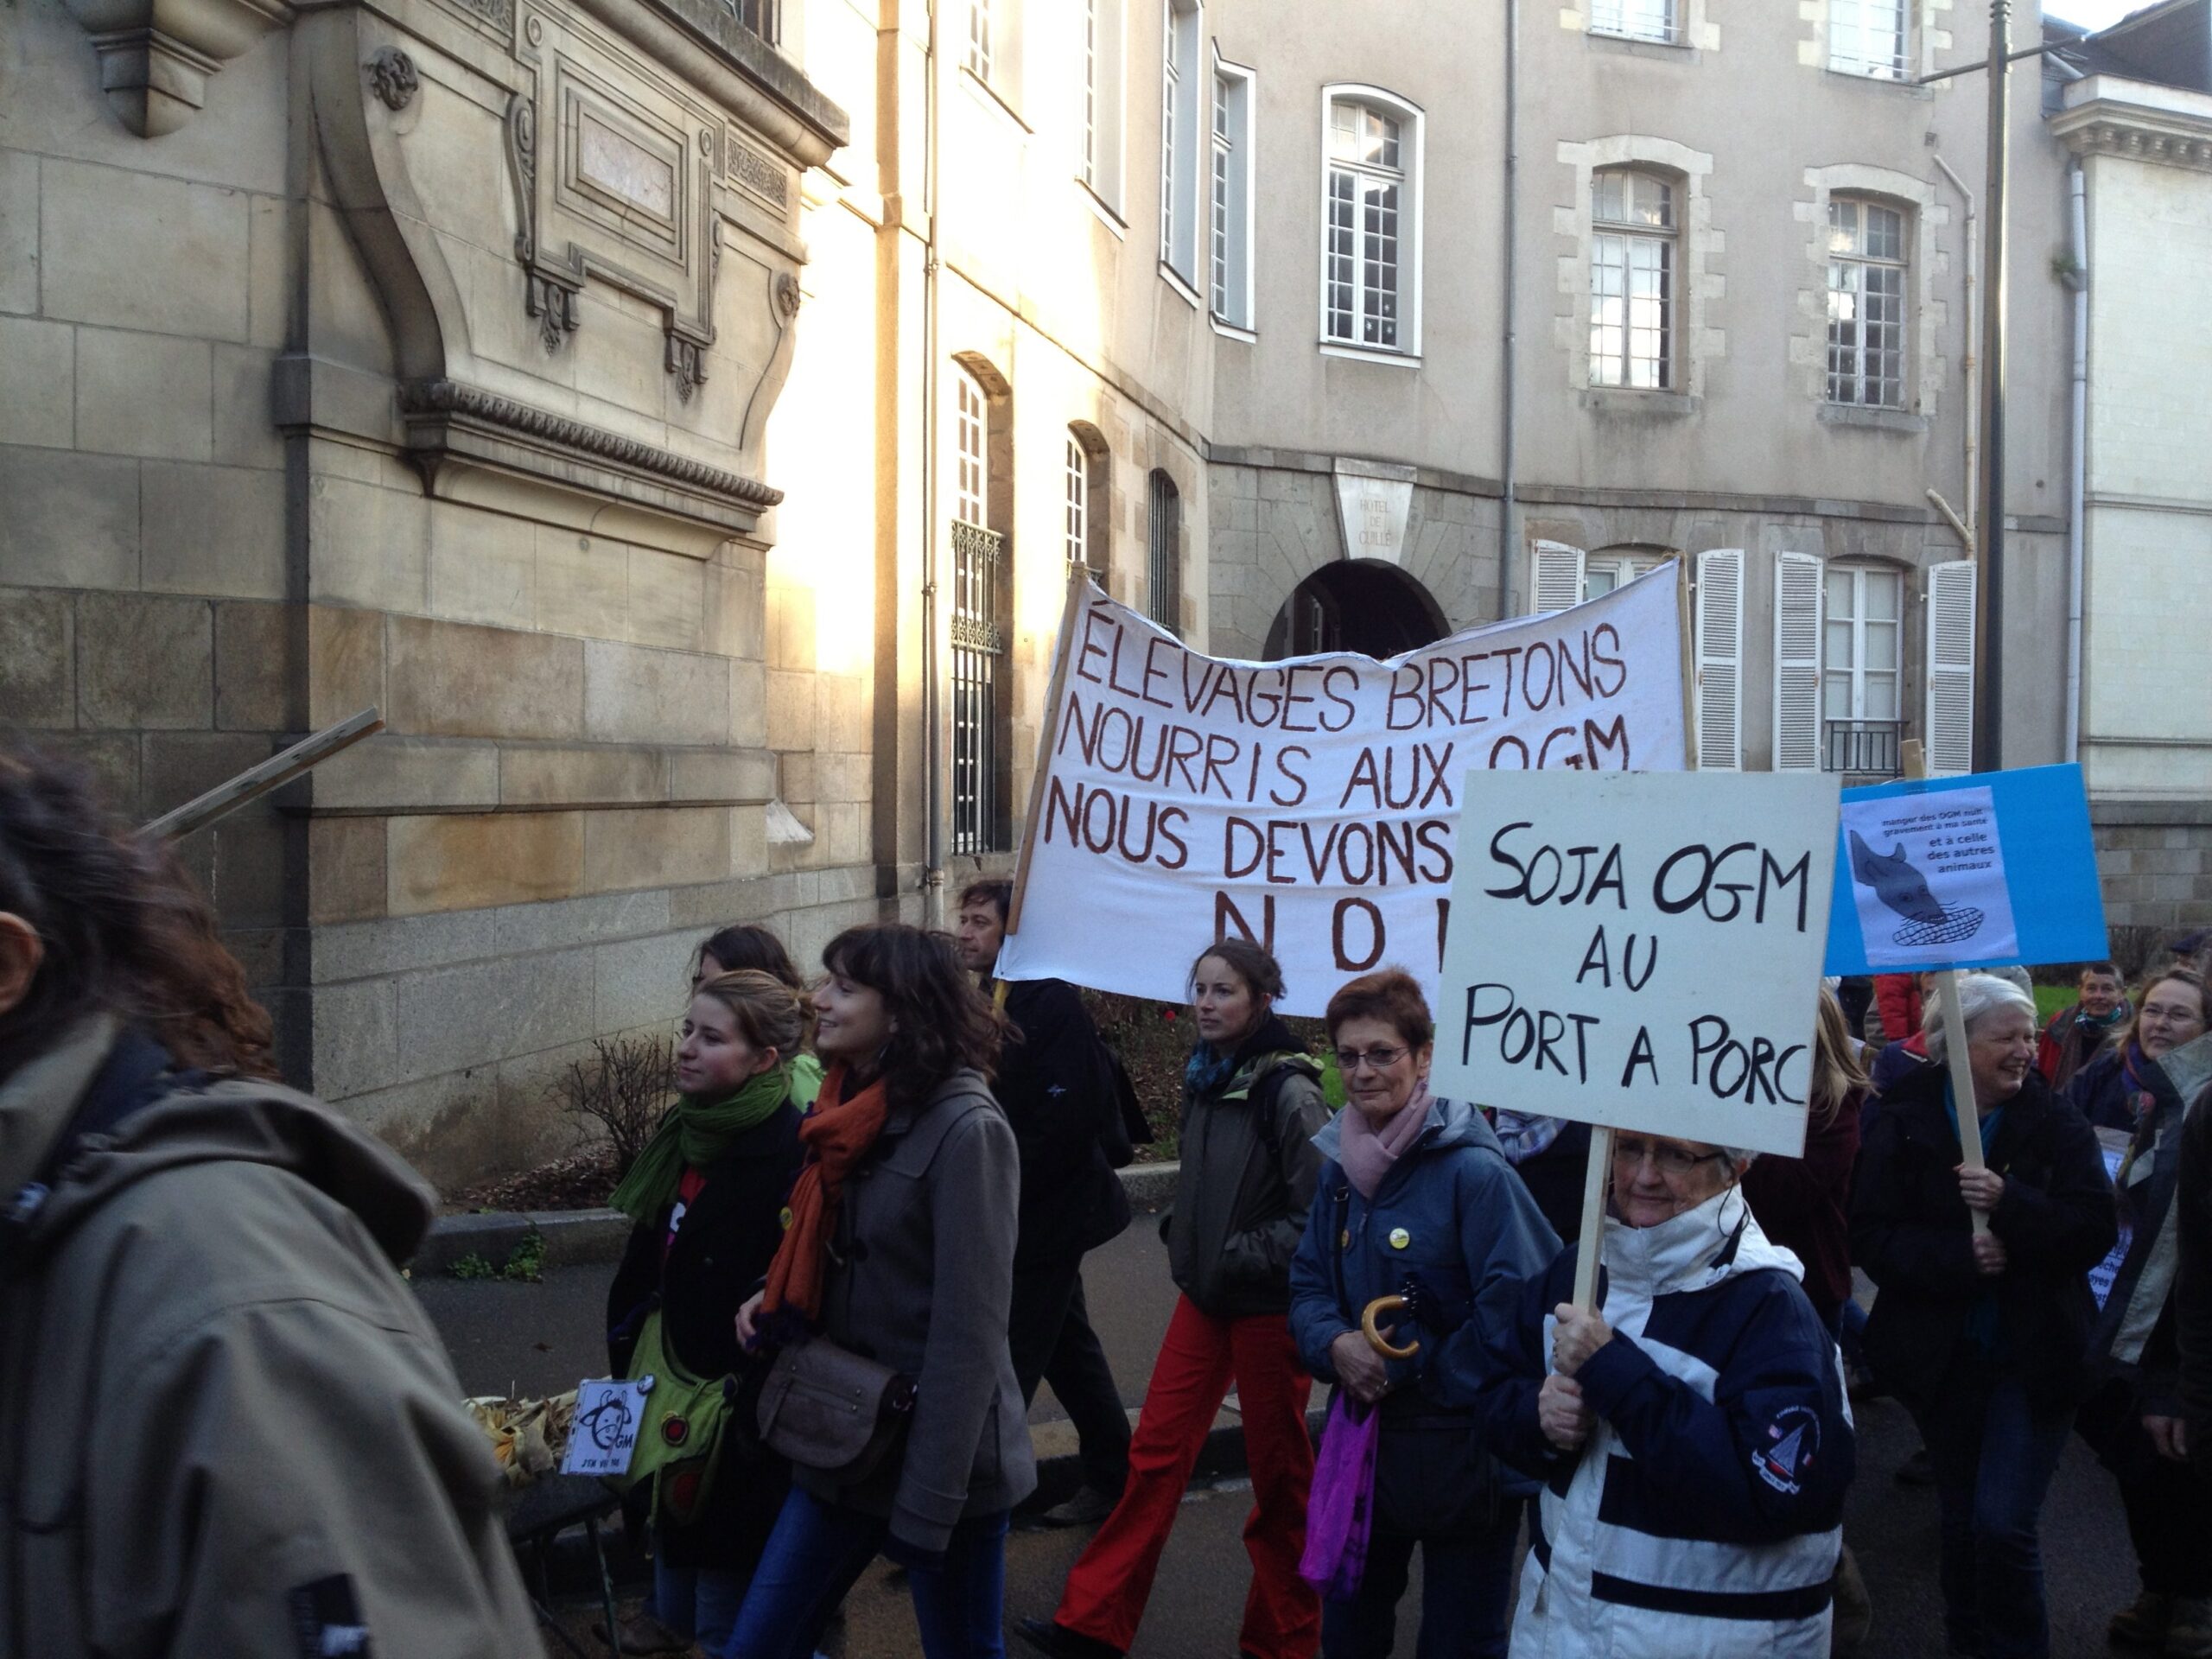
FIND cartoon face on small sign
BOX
[562,1378,648,1478]
[1841,785,2018,969]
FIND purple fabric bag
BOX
[1298,1394,1380,1601]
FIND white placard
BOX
[995,570,1686,1017]
[1840,787,2019,970]
[1429,771,1840,1158]
[561,1377,649,1478]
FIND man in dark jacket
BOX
[2183,1082,2212,1475]
[957,880,1133,1526]
[2038,962,2128,1090]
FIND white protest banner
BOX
[994,569,1686,1016]
[561,1377,649,1478]
[1428,771,1840,1159]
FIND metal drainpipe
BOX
[2065,158,2088,764]
[1498,0,1519,619]
[1933,153,1979,552]
[919,0,945,925]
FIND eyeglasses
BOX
[1332,1044,1410,1073]
[1611,1138,1726,1178]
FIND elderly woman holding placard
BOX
[1850,971,2118,1659]
[1471,1123,1853,1658]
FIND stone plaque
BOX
[1333,461,1415,566]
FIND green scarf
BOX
[610,1063,791,1223]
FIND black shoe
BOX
[1014,1617,1123,1659]
[1038,1484,1119,1529]
[1895,1446,1936,1487]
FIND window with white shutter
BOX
[1529,541,1586,615]
[1925,558,1977,777]
[1694,548,1743,772]
[1773,550,1824,772]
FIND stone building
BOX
[0,0,2202,1185]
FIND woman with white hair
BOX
[1850,971,2119,1659]
[1472,1126,1853,1657]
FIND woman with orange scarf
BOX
[727,924,1033,1659]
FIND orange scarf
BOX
[760,1064,892,1325]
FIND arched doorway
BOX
[1262,560,1448,660]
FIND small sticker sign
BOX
[562,1377,649,1478]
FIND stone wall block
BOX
[340,1071,499,1194]
[493,889,674,956]
[429,503,537,632]
[393,959,511,1082]
[141,462,286,599]
[582,806,733,893]
[212,345,283,471]
[307,476,430,613]
[142,731,271,819]
[310,977,399,1101]
[388,617,584,741]
[627,547,708,652]
[308,606,387,729]
[730,659,768,747]
[214,601,296,731]
[501,746,665,808]
[499,949,597,1065]
[312,736,502,811]
[534,527,630,639]
[75,329,213,461]
[206,805,287,928]
[0,588,75,726]
[40,162,250,340]
[765,668,816,749]
[0,447,140,589]
[670,748,777,804]
[77,592,212,729]
[0,318,75,448]
[0,150,36,316]
[312,908,501,985]
[309,817,388,925]
[582,639,730,747]
[779,751,817,804]
[387,810,587,916]
[592,930,698,1033]
[730,804,769,877]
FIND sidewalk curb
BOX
[422,1161,1182,1274]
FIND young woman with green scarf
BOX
[604,968,810,1657]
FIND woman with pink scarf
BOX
[1288,969,1560,1659]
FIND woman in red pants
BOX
[1020,939,1332,1659]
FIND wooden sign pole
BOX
[1897,739,1992,1236]
[991,565,1091,1012]
[140,708,385,842]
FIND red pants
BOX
[1055,1294,1319,1659]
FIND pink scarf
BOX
[1338,1085,1433,1199]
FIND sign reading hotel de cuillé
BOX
[994,570,1687,1019]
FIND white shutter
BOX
[1772,550,1825,772]
[1694,548,1744,772]
[1925,558,1977,777]
[1529,541,1586,614]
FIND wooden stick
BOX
[1003,565,1091,939]
[1571,1125,1615,1313]
[141,708,385,842]
[1897,739,1991,1237]
[1677,556,1696,766]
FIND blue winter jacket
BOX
[1289,1096,1560,1409]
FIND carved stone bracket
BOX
[63,0,296,137]
[525,270,581,353]
[665,334,708,402]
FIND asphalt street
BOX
[421,1217,2140,1659]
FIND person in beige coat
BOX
[0,747,537,1659]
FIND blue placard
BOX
[1823,764,2107,976]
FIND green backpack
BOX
[618,1310,739,1529]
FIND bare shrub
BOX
[550,1035,675,1179]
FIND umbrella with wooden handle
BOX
[1361,1294,1420,1359]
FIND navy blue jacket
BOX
[1289,1096,1559,1411]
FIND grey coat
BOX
[793,1067,1038,1553]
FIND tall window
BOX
[728,0,780,43]
[1147,470,1180,634]
[1823,565,1902,723]
[1080,0,1125,211]
[1827,197,1907,407]
[965,0,993,79]
[1160,2,1202,285]
[1324,92,1421,353]
[1211,62,1254,329]
[1589,0,1678,44]
[1829,0,1908,79]
[1065,436,1089,571]
[950,370,1004,856]
[1589,169,1675,390]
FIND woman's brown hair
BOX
[1324,967,1434,1052]
[0,747,275,1081]
[1188,938,1286,1003]
[821,924,1007,1113]
[693,969,811,1061]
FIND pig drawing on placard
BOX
[1847,829,1984,946]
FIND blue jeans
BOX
[724,1485,1010,1659]
[652,1547,749,1655]
[1913,1363,2073,1659]
[1319,1509,1518,1659]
